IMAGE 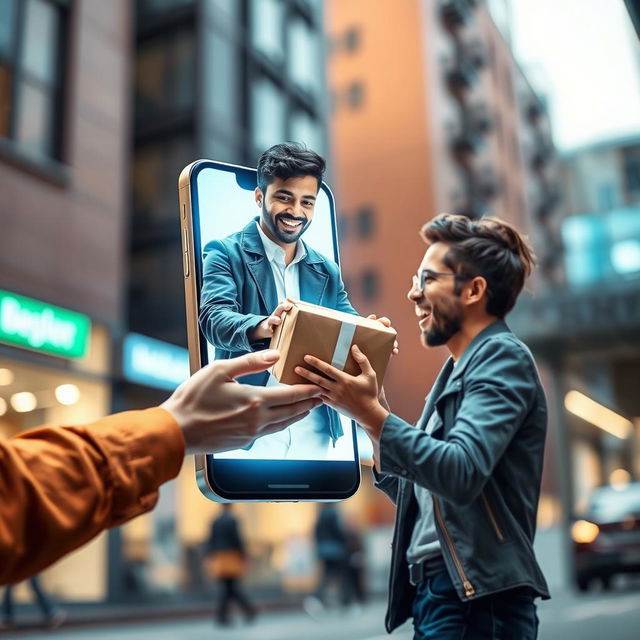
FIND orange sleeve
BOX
[0,408,185,586]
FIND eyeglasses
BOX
[412,269,473,290]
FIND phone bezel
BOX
[178,159,361,502]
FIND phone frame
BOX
[178,159,361,502]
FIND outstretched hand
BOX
[162,350,322,454]
[367,314,399,355]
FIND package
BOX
[269,300,397,385]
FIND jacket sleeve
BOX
[199,240,267,353]
[0,408,184,586]
[378,339,537,506]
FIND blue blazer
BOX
[199,218,357,443]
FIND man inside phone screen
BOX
[199,143,357,460]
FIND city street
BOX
[7,587,640,640]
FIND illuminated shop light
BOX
[571,520,599,544]
[55,384,80,406]
[0,398,7,417]
[0,368,13,386]
[610,468,631,489]
[564,390,633,439]
[10,392,37,413]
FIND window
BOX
[251,77,286,151]
[289,110,322,154]
[250,0,284,63]
[344,26,361,52]
[596,183,616,212]
[623,150,640,195]
[356,206,375,238]
[346,81,364,108]
[361,269,379,300]
[135,29,195,124]
[287,16,321,95]
[203,30,239,129]
[137,0,193,19]
[0,0,68,161]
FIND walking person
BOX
[1,575,66,630]
[297,214,550,638]
[205,505,256,626]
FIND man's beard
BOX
[262,203,310,244]
[423,301,463,347]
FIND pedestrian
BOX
[344,515,367,607]
[1,575,66,630]
[297,214,550,638]
[304,504,350,616]
[0,350,321,586]
[205,504,256,626]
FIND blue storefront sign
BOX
[123,333,189,391]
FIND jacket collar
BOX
[446,319,511,383]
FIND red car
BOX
[572,482,640,591]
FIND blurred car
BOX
[572,482,640,591]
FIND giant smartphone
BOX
[178,160,361,502]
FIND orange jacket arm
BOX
[0,408,185,585]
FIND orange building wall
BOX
[327,0,448,423]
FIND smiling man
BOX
[199,143,358,459]
[297,214,550,638]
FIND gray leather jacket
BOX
[376,321,550,633]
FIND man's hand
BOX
[294,345,389,440]
[162,350,322,454]
[367,314,399,355]
[250,300,294,342]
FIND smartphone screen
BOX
[180,160,360,501]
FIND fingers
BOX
[295,365,335,391]
[260,383,322,407]
[302,354,345,381]
[351,345,375,375]
[367,314,377,320]
[273,300,294,317]
[264,397,322,425]
[376,316,392,327]
[259,411,311,437]
[218,350,280,379]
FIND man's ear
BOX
[254,187,263,208]
[465,276,487,306]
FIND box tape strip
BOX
[331,321,357,370]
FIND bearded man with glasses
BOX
[297,213,550,639]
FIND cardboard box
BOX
[269,300,397,385]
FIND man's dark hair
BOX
[421,213,536,318]
[256,142,326,194]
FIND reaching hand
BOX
[294,345,389,435]
[161,350,322,454]
[251,300,294,341]
[367,314,399,355]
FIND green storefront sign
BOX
[0,290,91,359]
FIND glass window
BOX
[356,206,375,238]
[289,110,322,154]
[250,0,284,62]
[346,81,364,108]
[137,0,193,18]
[362,269,379,300]
[135,29,195,123]
[0,0,67,161]
[22,0,59,86]
[203,30,238,128]
[251,77,285,152]
[287,16,321,95]
[15,80,54,156]
[0,0,17,59]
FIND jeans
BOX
[412,570,539,640]
[2,576,57,622]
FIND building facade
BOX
[0,0,130,602]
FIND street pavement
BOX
[5,587,640,640]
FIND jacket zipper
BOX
[481,492,505,543]
[433,497,475,597]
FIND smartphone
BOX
[178,160,361,502]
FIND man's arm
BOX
[377,340,536,505]
[0,408,184,586]
[0,351,321,586]
[297,339,536,507]
[199,240,267,352]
